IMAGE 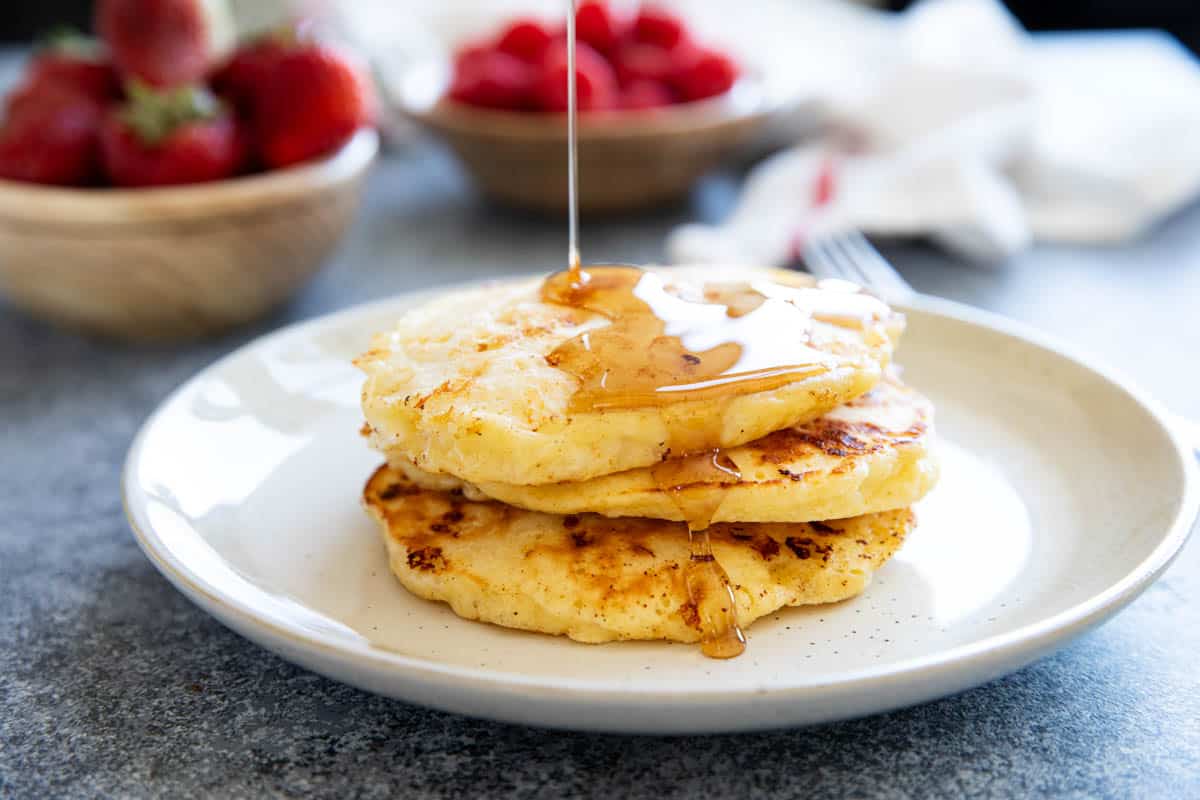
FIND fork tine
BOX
[840,232,916,301]
[804,236,868,287]
[801,231,916,305]
[824,236,875,288]
[802,237,844,281]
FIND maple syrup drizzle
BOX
[651,450,747,658]
[541,264,891,657]
[565,0,580,274]
[555,6,886,659]
[541,266,891,414]
[541,265,889,657]
[685,529,748,658]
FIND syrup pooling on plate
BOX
[541,266,891,413]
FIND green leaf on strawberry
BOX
[119,80,224,146]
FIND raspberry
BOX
[575,1,623,54]
[532,40,617,112]
[620,79,673,110]
[673,49,738,101]
[450,48,535,110]
[496,20,552,63]
[632,6,690,50]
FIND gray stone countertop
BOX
[2,146,1198,799]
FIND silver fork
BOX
[802,230,1200,459]
[802,230,916,307]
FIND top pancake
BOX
[357,266,904,486]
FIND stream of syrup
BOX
[554,7,885,658]
[566,0,581,273]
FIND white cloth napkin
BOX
[669,0,1200,264]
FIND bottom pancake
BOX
[364,465,914,650]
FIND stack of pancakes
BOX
[356,266,937,657]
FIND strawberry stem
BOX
[37,27,104,59]
[120,81,224,145]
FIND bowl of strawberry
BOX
[0,2,378,341]
[394,1,767,215]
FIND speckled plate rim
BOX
[121,283,1199,732]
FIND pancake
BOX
[356,266,904,486]
[392,373,938,523]
[364,465,915,647]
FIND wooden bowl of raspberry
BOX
[0,7,378,341]
[395,2,770,215]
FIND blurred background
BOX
[5,0,1200,52]
[2,0,1200,338]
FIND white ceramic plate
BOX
[123,285,1198,734]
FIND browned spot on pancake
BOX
[352,347,388,368]
[377,482,417,501]
[570,531,593,548]
[751,537,780,559]
[521,323,554,339]
[784,536,835,563]
[413,378,471,411]
[750,413,928,466]
[785,537,812,560]
[809,521,838,534]
[407,546,446,572]
[429,523,449,533]
[680,601,701,631]
[563,515,581,529]
[359,422,373,437]
[631,543,655,557]
[442,509,464,524]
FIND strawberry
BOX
[620,79,673,110]
[673,49,739,101]
[495,20,552,63]
[26,33,119,99]
[95,0,235,87]
[449,48,534,110]
[24,56,119,104]
[210,36,289,115]
[0,85,102,186]
[257,43,375,169]
[5,34,119,121]
[100,82,246,186]
[632,6,690,51]
[575,1,624,55]
[532,40,618,112]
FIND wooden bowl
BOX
[392,59,771,215]
[0,129,379,341]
